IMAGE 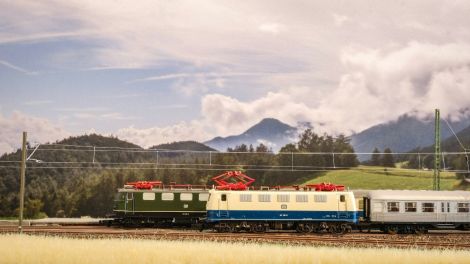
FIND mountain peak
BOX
[204,118,297,152]
[244,118,295,135]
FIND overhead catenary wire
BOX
[442,118,468,151]
[24,146,470,156]
[442,118,470,173]
[0,139,462,174]
[2,164,470,173]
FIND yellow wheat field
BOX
[1,234,469,264]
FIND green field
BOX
[298,166,469,190]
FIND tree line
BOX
[0,130,358,218]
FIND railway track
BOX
[1,225,469,250]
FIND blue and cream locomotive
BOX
[205,185,359,233]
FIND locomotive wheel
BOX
[255,224,265,233]
[340,224,351,234]
[328,225,337,234]
[303,224,313,233]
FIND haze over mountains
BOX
[203,115,470,159]
[351,114,470,160]
[1,114,469,159]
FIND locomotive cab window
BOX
[458,202,470,213]
[405,202,417,212]
[161,193,174,201]
[422,202,434,213]
[221,194,227,201]
[387,202,399,212]
[340,195,345,202]
[180,193,193,201]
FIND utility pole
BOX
[19,132,27,233]
[433,109,440,191]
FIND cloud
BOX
[195,42,470,136]
[0,60,37,75]
[22,100,53,106]
[258,23,286,34]
[0,111,70,155]
[332,14,348,27]
[115,121,209,148]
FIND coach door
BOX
[125,192,135,214]
[218,193,229,218]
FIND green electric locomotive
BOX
[109,181,210,227]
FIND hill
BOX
[150,141,216,151]
[299,166,466,190]
[351,114,470,161]
[405,124,470,171]
[204,118,297,152]
[0,134,214,219]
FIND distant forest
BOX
[0,130,358,218]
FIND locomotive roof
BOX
[367,190,470,201]
[118,188,209,193]
[208,189,353,195]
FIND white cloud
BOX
[193,42,470,137]
[332,14,348,27]
[115,121,209,148]
[2,1,470,148]
[0,111,70,155]
[0,60,37,75]
[258,23,285,34]
[22,100,53,106]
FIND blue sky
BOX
[1,1,470,154]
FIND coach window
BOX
[199,193,209,201]
[458,203,470,213]
[221,194,227,201]
[161,193,174,201]
[180,193,193,201]
[422,202,434,213]
[405,202,417,212]
[387,202,399,212]
[441,202,450,213]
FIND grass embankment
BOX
[300,166,466,190]
[2,234,470,264]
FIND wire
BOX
[28,142,470,155]
[442,118,468,151]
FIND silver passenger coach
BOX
[363,190,470,233]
